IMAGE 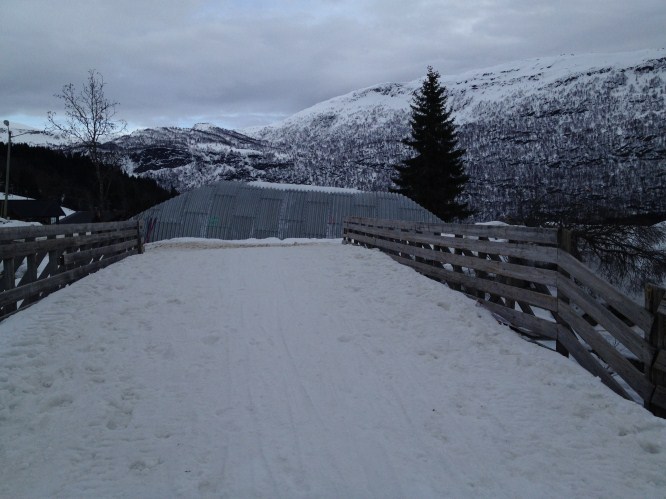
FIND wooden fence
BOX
[343,217,666,417]
[0,221,143,322]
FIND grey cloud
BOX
[1,0,665,130]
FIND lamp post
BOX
[3,120,10,219]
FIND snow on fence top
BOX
[134,180,440,243]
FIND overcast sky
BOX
[2,0,665,132]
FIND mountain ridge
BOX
[9,48,665,222]
[238,48,666,221]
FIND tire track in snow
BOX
[229,248,343,496]
[269,258,348,495]
[216,257,283,496]
[266,246,430,497]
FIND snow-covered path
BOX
[1,240,665,498]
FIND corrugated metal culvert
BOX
[134,181,440,243]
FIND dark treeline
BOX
[0,143,176,219]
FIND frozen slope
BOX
[1,240,665,497]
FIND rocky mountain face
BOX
[112,49,666,222]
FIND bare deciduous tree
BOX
[47,69,126,209]
[572,224,666,292]
[511,192,666,291]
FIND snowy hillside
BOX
[108,48,665,222]
[18,49,664,222]
[246,48,666,221]
[110,124,298,191]
[1,240,665,497]
[0,122,64,146]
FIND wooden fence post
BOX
[555,228,580,358]
[136,220,145,254]
[645,283,666,417]
[558,228,579,259]
[1,257,16,314]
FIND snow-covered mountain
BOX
[109,123,298,191]
[113,49,666,221]
[0,123,64,146]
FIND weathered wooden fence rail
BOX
[0,221,143,322]
[343,216,666,417]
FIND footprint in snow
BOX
[201,335,221,345]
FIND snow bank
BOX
[146,237,342,251]
[249,180,360,194]
[0,241,664,497]
[0,217,40,228]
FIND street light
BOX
[3,120,10,219]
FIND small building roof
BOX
[59,210,121,224]
[7,200,65,219]
[134,181,441,243]
[59,211,95,224]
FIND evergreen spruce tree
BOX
[392,66,472,221]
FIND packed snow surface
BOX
[1,240,665,497]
